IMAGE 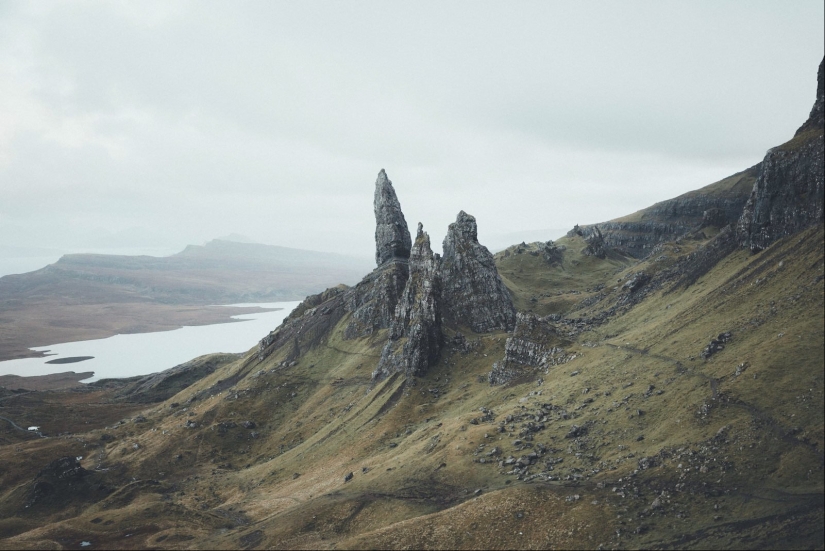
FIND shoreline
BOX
[0,303,282,363]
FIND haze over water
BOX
[0,302,298,382]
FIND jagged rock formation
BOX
[737,57,824,252]
[578,166,758,258]
[343,171,412,338]
[373,224,442,380]
[374,169,412,266]
[489,313,570,385]
[441,211,517,332]
[261,172,516,383]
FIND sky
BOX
[0,0,823,260]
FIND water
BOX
[0,302,299,383]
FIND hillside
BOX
[0,58,821,550]
[0,240,371,361]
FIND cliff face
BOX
[580,166,758,258]
[343,171,412,339]
[584,57,824,258]
[737,57,825,252]
[374,169,412,266]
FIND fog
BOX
[1,1,822,261]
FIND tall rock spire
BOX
[374,169,412,267]
[441,211,517,332]
[373,223,442,380]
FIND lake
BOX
[0,302,299,383]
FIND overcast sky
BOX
[1,1,823,259]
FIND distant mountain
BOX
[0,240,373,361]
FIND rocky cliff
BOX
[343,171,412,339]
[578,165,758,258]
[737,57,825,251]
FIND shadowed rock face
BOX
[374,169,412,267]
[373,224,442,380]
[737,57,825,252]
[441,211,517,333]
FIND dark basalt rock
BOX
[374,224,442,380]
[25,456,109,509]
[441,211,517,333]
[374,169,412,266]
[342,170,412,339]
[260,172,519,383]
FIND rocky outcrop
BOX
[737,58,824,252]
[343,171,412,339]
[582,226,607,258]
[374,169,412,266]
[373,224,442,380]
[489,313,570,385]
[542,240,565,264]
[441,211,517,332]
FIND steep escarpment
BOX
[580,165,758,258]
[737,57,825,251]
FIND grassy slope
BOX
[0,228,822,550]
[495,234,633,316]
